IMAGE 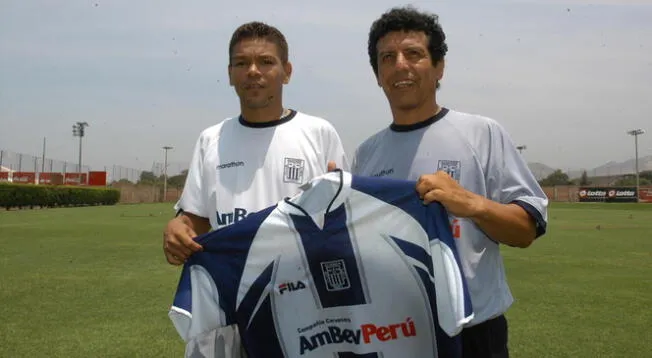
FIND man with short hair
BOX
[164,21,348,357]
[351,6,549,357]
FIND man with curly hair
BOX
[351,6,549,357]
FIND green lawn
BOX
[0,202,650,357]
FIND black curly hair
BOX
[368,6,448,77]
[229,22,289,65]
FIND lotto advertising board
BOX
[578,187,638,203]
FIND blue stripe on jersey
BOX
[238,261,275,329]
[171,262,193,313]
[241,294,285,357]
[337,352,379,357]
[290,204,368,308]
[390,235,434,277]
[192,205,277,325]
[413,266,463,358]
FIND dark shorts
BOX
[461,314,509,358]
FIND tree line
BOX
[111,170,188,188]
[539,170,652,187]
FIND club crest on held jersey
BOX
[437,160,461,181]
[284,157,305,183]
[320,259,350,292]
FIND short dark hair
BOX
[228,22,289,64]
[368,6,448,76]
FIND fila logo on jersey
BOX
[320,259,350,292]
[278,281,306,295]
[216,208,249,226]
[299,317,417,354]
[437,160,461,181]
[284,157,305,183]
[216,161,244,170]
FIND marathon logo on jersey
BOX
[320,259,350,292]
[437,160,461,181]
[216,208,249,226]
[216,161,244,170]
[278,280,306,295]
[284,157,305,183]
[298,317,417,354]
[371,168,394,177]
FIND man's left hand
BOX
[416,171,485,218]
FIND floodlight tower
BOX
[516,145,527,155]
[627,129,646,202]
[162,146,173,202]
[72,122,89,177]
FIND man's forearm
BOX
[470,197,537,248]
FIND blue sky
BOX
[1,0,651,175]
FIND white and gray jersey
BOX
[351,108,548,326]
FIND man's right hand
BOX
[163,216,204,265]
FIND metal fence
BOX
[0,149,176,184]
[0,149,90,175]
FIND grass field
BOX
[1,202,650,357]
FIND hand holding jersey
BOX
[416,170,484,218]
[415,171,539,248]
[163,213,205,265]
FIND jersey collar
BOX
[389,107,449,132]
[238,109,297,128]
[278,170,352,230]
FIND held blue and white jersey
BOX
[169,171,474,358]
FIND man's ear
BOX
[283,61,293,84]
[227,64,234,86]
[435,58,445,82]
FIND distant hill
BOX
[567,155,652,179]
[528,155,652,181]
[528,162,556,181]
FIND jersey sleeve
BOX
[485,120,549,238]
[426,202,474,336]
[174,132,208,218]
[323,122,350,171]
[169,259,229,344]
[350,147,360,175]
